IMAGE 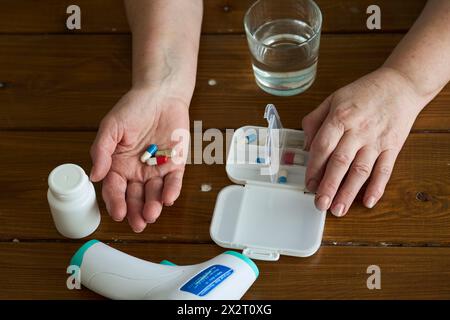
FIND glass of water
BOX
[244,0,322,96]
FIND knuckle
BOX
[350,161,372,177]
[377,164,392,177]
[338,188,356,201]
[321,180,339,195]
[383,133,400,149]
[332,118,346,134]
[332,104,353,122]
[357,118,372,132]
[312,137,333,153]
[330,152,352,167]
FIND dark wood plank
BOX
[0,132,449,245]
[0,34,449,130]
[0,0,425,34]
[1,242,449,299]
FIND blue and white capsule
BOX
[140,144,158,163]
[238,133,257,144]
[277,169,288,184]
[256,157,266,164]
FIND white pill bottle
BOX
[47,163,101,239]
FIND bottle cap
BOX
[48,163,88,200]
[47,164,100,239]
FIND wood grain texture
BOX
[1,34,449,130]
[0,0,447,301]
[1,242,449,299]
[0,0,425,34]
[0,132,449,245]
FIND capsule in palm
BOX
[140,144,158,163]
[146,156,169,166]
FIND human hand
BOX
[90,86,189,232]
[302,67,428,217]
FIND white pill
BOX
[146,158,157,166]
[156,149,176,157]
[201,183,212,192]
[140,151,152,163]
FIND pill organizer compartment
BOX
[284,129,305,148]
[210,105,326,261]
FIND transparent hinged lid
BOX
[210,104,326,261]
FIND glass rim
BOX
[243,0,323,50]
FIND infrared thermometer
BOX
[70,240,259,300]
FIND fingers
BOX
[363,149,398,209]
[90,119,119,182]
[314,134,362,211]
[305,117,345,193]
[302,97,331,150]
[162,170,184,206]
[143,177,164,223]
[102,171,127,222]
[126,181,146,233]
[329,147,379,217]
[140,169,184,225]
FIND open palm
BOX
[90,88,189,232]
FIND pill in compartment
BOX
[282,150,305,166]
[277,169,288,184]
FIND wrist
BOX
[377,66,430,114]
[131,81,193,109]
[130,76,193,110]
[131,50,197,107]
[380,63,442,105]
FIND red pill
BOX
[282,151,305,165]
[146,156,168,166]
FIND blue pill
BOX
[146,144,158,156]
[246,134,257,143]
[256,157,266,164]
[277,169,288,184]
[277,176,287,184]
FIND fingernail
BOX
[165,202,174,207]
[366,196,377,209]
[316,195,331,211]
[307,179,319,192]
[89,171,99,182]
[111,217,123,222]
[331,203,345,217]
[145,217,156,224]
[133,227,144,233]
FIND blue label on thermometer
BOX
[180,265,234,296]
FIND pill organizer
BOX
[210,104,326,261]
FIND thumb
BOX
[90,119,119,182]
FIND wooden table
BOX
[1,0,449,299]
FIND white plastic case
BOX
[210,105,326,261]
